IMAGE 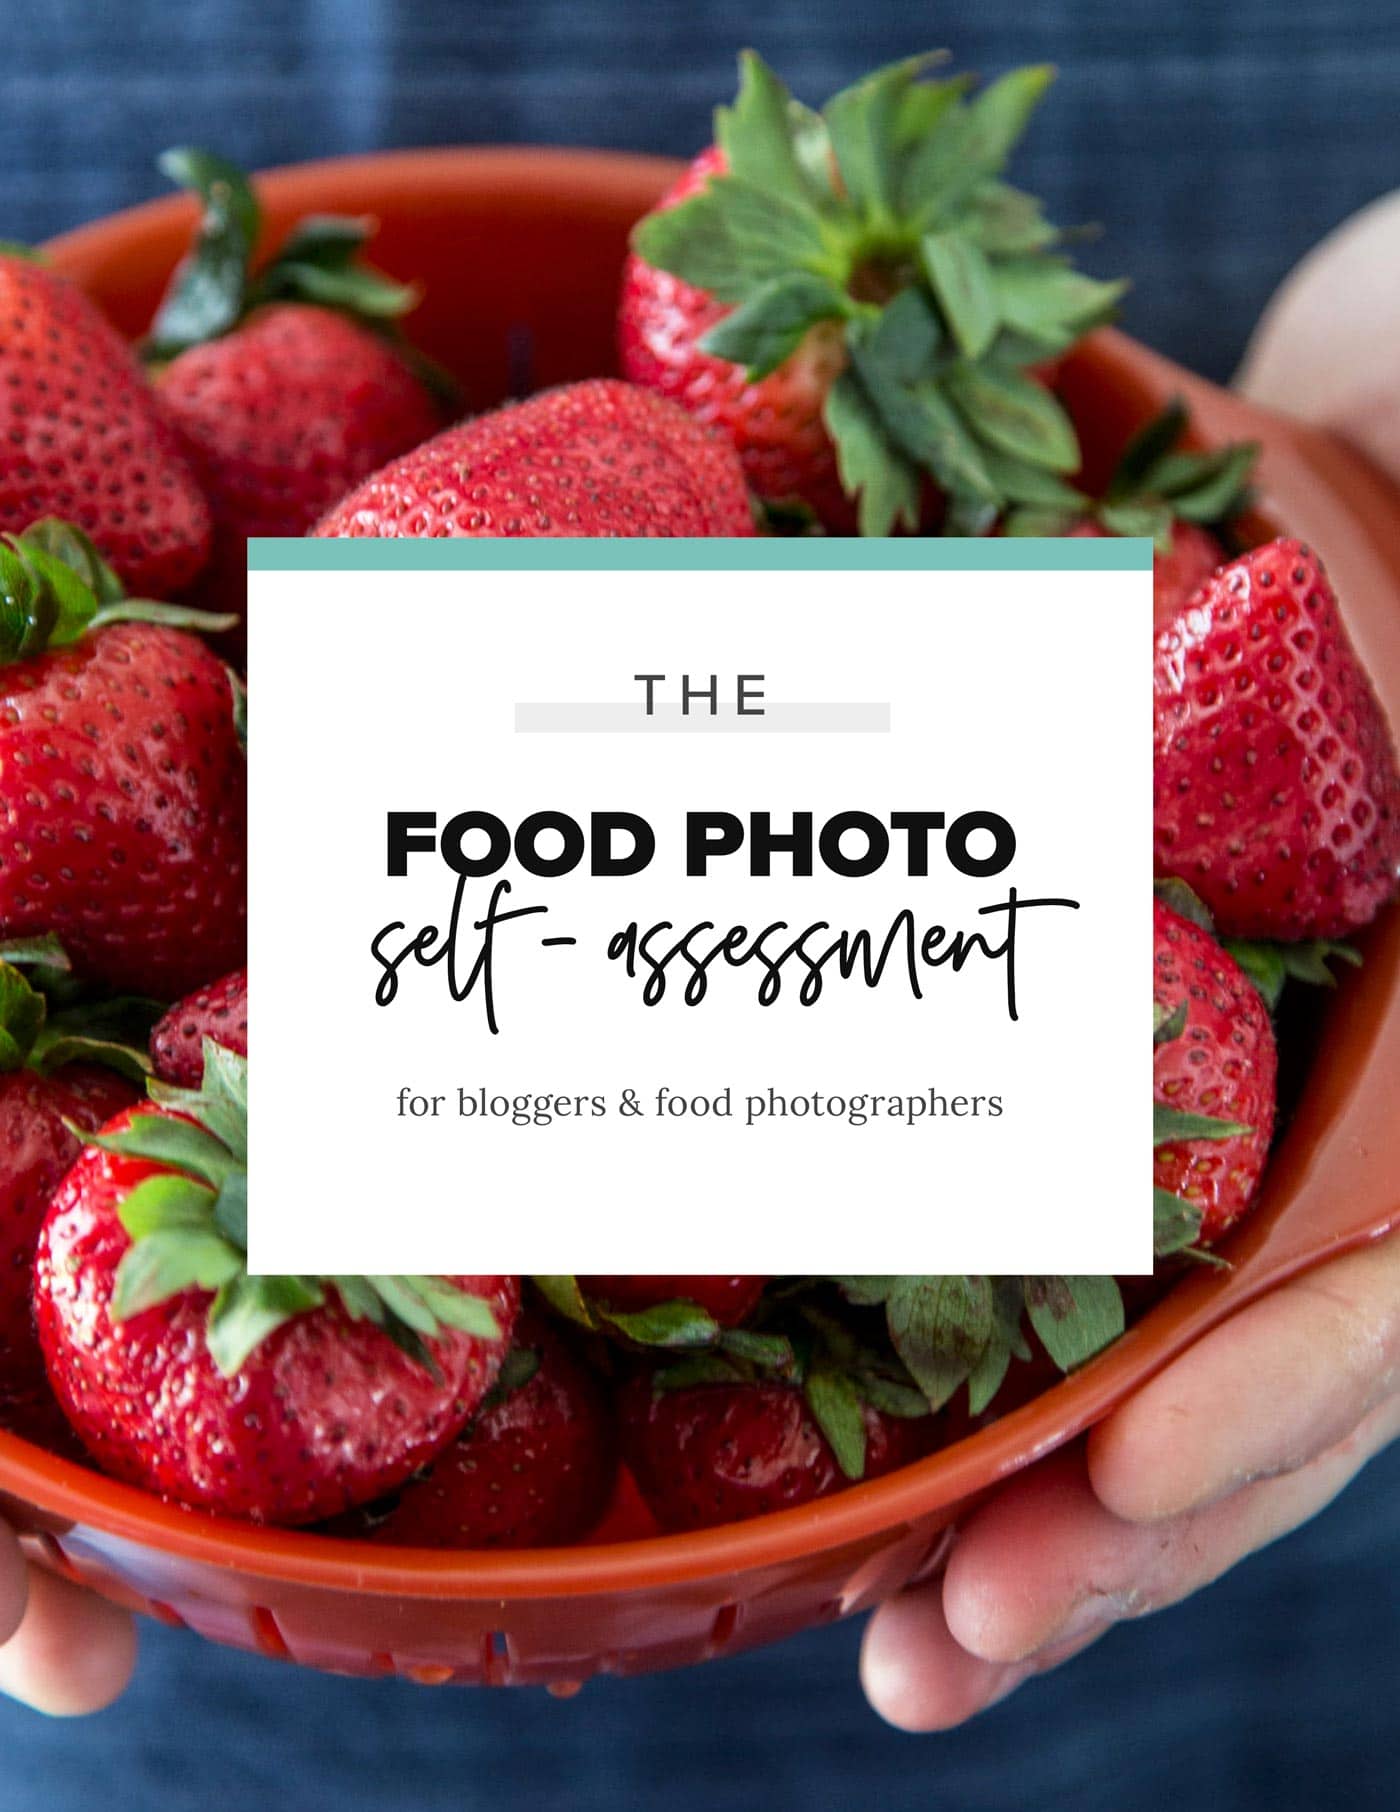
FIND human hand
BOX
[0,1521,135,1714]
[862,1230,1400,1730]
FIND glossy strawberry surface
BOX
[0,624,247,997]
[369,1314,616,1549]
[314,378,754,539]
[1154,538,1400,937]
[0,1065,137,1422]
[1153,900,1278,1243]
[35,1108,520,1523]
[621,1377,938,1533]
[149,968,248,1085]
[0,256,210,595]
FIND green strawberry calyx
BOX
[85,1045,502,1378]
[0,954,154,1083]
[532,1274,794,1369]
[632,50,1127,535]
[0,519,237,669]
[143,147,452,408]
[1155,876,1360,1013]
[832,1274,1124,1419]
[1004,399,1260,542]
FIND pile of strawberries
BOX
[0,50,1398,1547]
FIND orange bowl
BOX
[1,148,1397,1688]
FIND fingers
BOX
[1088,1233,1400,1523]
[0,1523,27,1646]
[0,1564,137,1716]
[860,1574,1025,1731]
[944,1394,1400,1668]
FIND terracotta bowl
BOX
[0,149,1396,1689]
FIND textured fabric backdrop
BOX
[4,2,1400,1806]
[12,0,1400,379]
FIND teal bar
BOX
[248,536,1153,573]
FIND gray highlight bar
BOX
[515,703,890,734]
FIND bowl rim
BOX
[5,145,1398,1604]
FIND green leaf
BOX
[1105,399,1190,501]
[945,362,1081,472]
[962,183,1060,255]
[976,445,1087,510]
[854,1373,931,1419]
[117,1172,218,1240]
[18,520,125,606]
[1153,1104,1250,1146]
[700,272,848,379]
[205,1273,324,1377]
[715,51,815,210]
[111,1226,243,1322]
[993,259,1126,342]
[1025,1275,1124,1371]
[823,370,921,537]
[600,1299,724,1349]
[401,1276,502,1341]
[1153,998,1188,1046]
[529,1275,595,1328]
[1153,1186,1205,1259]
[1224,937,1361,1011]
[256,259,417,318]
[959,65,1056,181]
[921,231,1000,358]
[1099,499,1173,543]
[885,1275,995,1410]
[632,176,833,305]
[720,1327,796,1370]
[823,56,933,226]
[1153,876,1216,934]
[0,963,44,1072]
[805,1366,869,1480]
[1153,444,1259,523]
[211,1172,248,1248]
[0,934,71,973]
[86,1112,238,1189]
[830,1276,902,1306]
[147,147,260,356]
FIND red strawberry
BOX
[620,1374,937,1532]
[620,54,1122,534]
[159,306,440,547]
[1154,538,1400,938]
[582,1275,768,1328]
[0,255,210,596]
[314,379,754,539]
[0,955,143,1438]
[364,1314,616,1548]
[150,968,248,1086]
[0,524,246,997]
[34,1056,520,1523]
[1152,897,1278,1249]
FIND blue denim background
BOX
[5,1,1400,1804]
[13,0,1400,381]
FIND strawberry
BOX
[619,1374,938,1533]
[34,1049,520,1523]
[581,1275,768,1328]
[1154,538,1400,938]
[146,152,442,628]
[0,957,142,1434]
[1151,894,1278,1251]
[150,968,247,1086]
[0,522,246,997]
[619,53,1124,534]
[362,1313,616,1548]
[0,254,210,596]
[313,379,754,539]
